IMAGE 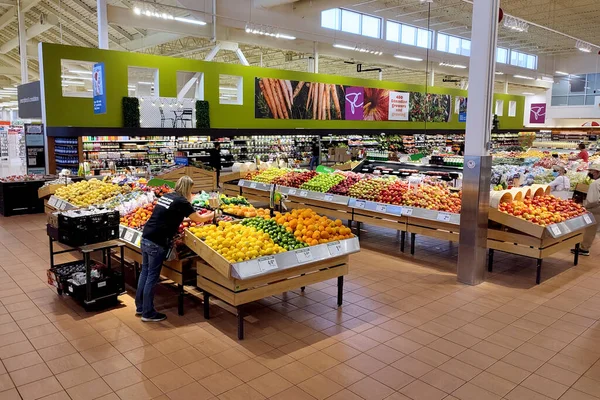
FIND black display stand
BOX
[0,180,46,216]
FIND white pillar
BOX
[313,42,319,73]
[17,0,28,83]
[429,64,435,87]
[457,0,499,285]
[503,79,509,94]
[97,0,109,49]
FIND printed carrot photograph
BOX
[255,77,345,120]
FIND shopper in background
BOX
[573,162,600,256]
[570,143,589,163]
[310,138,319,170]
[549,165,570,199]
[210,142,222,187]
[457,143,465,156]
[137,176,214,321]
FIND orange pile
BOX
[273,208,353,245]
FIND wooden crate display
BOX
[222,182,241,197]
[156,166,216,193]
[488,208,547,238]
[486,228,582,260]
[353,208,408,232]
[406,217,459,242]
[38,184,65,199]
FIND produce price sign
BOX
[295,248,313,263]
[401,207,413,216]
[258,256,278,272]
[583,214,593,225]
[327,241,343,256]
[437,212,452,222]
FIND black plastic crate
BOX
[65,272,124,303]
[103,226,119,241]
[47,260,87,291]
[105,211,120,226]
[59,212,89,232]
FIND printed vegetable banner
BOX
[255,78,345,120]
[409,93,451,122]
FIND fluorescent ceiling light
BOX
[576,40,592,53]
[522,92,535,95]
[219,87,238,91]
[174,17,206,25]
[537,76,554,83]
[2,87,17,91]
[245,23,295,40]
[514,74,534,80]
[333,44,355,51]
[62,80,85,85]
[439,62,466,69]
[503,15,529,32]
[61,75,92,80]
[495,72,504,75]
[555,71,569,76]
[133,7,141,15]
[394,54,423,61]
[333,43,382,55]
[69,70,92,74]
[138,81,154,85]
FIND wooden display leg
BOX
[488,249,494,272]
[337,276,344,307]
[203,292,210,319]
[300,286,305,292]
[356,222,362,239]
[410,233,416,255]
[536,259,542,285]
[178,284,184,316]
[237,308,244,340]
[400,231,405,252]
[574,243,580,266]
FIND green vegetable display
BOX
[241,217,308,251]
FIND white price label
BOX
[295,248,313,263]
[437,212,452,222]
[324,194,334,202]
[49,196,57,207]
[583,214,592,224]
[97,281,107,288]
[550,225,561,236]
[299,190,308,197]
[376,204,387,213]
[124,230,135,242]
[356,200,366,209]
[401,207,413,216]
[257,256,278,272]
[249,182,257,189]
[288,188,297,195]
[327,241,343,256]
[237,180,244,187]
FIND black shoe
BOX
[571,249,589,256]
[141,312,167,322]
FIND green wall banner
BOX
[39,43,526,130]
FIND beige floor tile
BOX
[298,375,343,400]
[116,380,162,400]
[247,371,292,398]
[103,366,146,391]
[321,363,366,387]
[274,360,317,384]
[560,388,599,400]
[400,380,446,400]
[90,353,132,376]
[0,388,23,400]
[470,371,516,397]
[521,374,569,399]
[210,348,250,369]
[65,378,113,400]
[345,353,386,375]
[371,365,415,390]
[2,351,43,372]
[486,360,531,384]
[348,376,394,400]
[200,370,244,396]
[182,358,224,380]
[165,382,214,400]
[46,353,87,375]
[9,363,53,387]
[150,368,194,393]
[451,382,501,400]
[503,351,545,372]
[420,368,465,393]
[536,363,581,386]
[298,351,339,373]
[16,376,63,400]
[269,386,316,400]
[0,374,15,392]
[572,376,600,398]
[217,383,265,400]
[137,355,178,378]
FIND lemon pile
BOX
[189,222,285,263]
[54,179,127,207]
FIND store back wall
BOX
[39,43,525,130]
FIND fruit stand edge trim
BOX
[39,43,526,130]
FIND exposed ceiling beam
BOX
[69,0,134,41]
[0,0,41,32]
[119,32,183,51]
[0,13,59,54]
[0,0,15,5]
[0,66,18,74]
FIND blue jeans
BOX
[136,238,167,318]
[310,156,318,170]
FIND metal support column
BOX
[313,42,319,73]
[17,0,28,83]
[429,64,435,87]
[457,0,499,285]
[97,0,109,49]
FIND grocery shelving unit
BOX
[50,137,81,174]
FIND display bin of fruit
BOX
[184,215,359,339]
[486,191,594,284]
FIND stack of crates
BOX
[56,208,120,247]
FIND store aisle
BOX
[1,214,600,400]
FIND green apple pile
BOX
[300,173,345,193]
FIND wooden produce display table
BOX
[487,208,595,284]
[185,230,359,339]
[117,225,198,315]
[156,166,216,193]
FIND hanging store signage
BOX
[24,123,45,174]
[255,77,451,123]
[529,103,546,124]
[17,81,42,119]
[92,62,107,114]
[388,91,409,121]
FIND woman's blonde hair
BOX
[175,176,194,197]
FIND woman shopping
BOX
[548,165,571,199]
[136,176,214,322]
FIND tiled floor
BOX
[1,214,600,400]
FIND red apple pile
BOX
[178,208,212,233]
[272,170,318,188]
[328,172,362,195]
[402,185,461,213]
[376,180,409,205]
[348,178,392,201]
[498,195,585,226]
